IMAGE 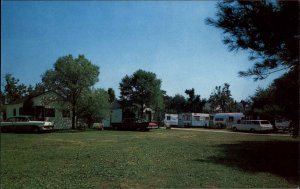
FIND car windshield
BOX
[16,117,29,122]
[260,121,270,124]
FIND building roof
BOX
[8,96,31,105]
[7,91,62,105]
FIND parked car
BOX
[147,122,159,129]
[232,120,273,133]
[111,118,158,131]
[0,116,54,133]
[274,120,291,132]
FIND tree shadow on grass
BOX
[195,140,299,184]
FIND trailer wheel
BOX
[232,127,237,132]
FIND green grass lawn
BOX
[1,129,299,188]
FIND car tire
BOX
[250,128,255,133]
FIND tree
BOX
[3,73,28,103]
[107,88,116,103]
[163,95,174,113]
[247,68,299,136]
[185,88,206,112]
[170,94,187,113]
[27,83,46,96]
[42,55,99,129]
[119,69,163,119]
[206,0,299,136]
[249,70,299,136]
[272,70,299,136]
[206,1,299,80]
[248,87,280,121]
[77,89,110,126]
[240,99,251,113]
[209,83,234,112]
[153,90,165,125]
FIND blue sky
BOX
[1,1,285,101]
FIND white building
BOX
[3,91,72,129]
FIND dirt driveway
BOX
[171,127,291,137]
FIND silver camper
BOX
[178,113,209,127]
[210,113,244,128]
[164,114,178,126]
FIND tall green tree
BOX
[77,88,110,125]
[206,0,299,80]
[3,73,28,103]
[107,88,116,103]
[185,88,206,112]
[42,55,99,129]
[248,87,280,121]
[206,0,299,135]
[249,70,299,135]
[27,83,46,96]
[163,95,174,113]
[170,94,187,113]
[119,69,163,119]
[209,83,234,113]
[153,90,165,125]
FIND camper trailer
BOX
[210,113,244,128]
[178,113,209,127]
[164,114,178,126]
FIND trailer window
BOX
[194,116,200,121]
[261,121,270,124]
[186,116,191,121]
[229,116,234,122]
[166,116,171,120]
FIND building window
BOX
[13,109,16,116]
[45,108,55,117]
[62,109,70,118]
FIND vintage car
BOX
[147,122,159,129]
[274,119,291,132]
[0,116,54,133]
[232,120,273,133]
[111,118,158,131]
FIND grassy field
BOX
[0,129,299,188]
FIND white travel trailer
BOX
[178,113,210,127]
[164,114,178,126]
[211,113,244,128]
